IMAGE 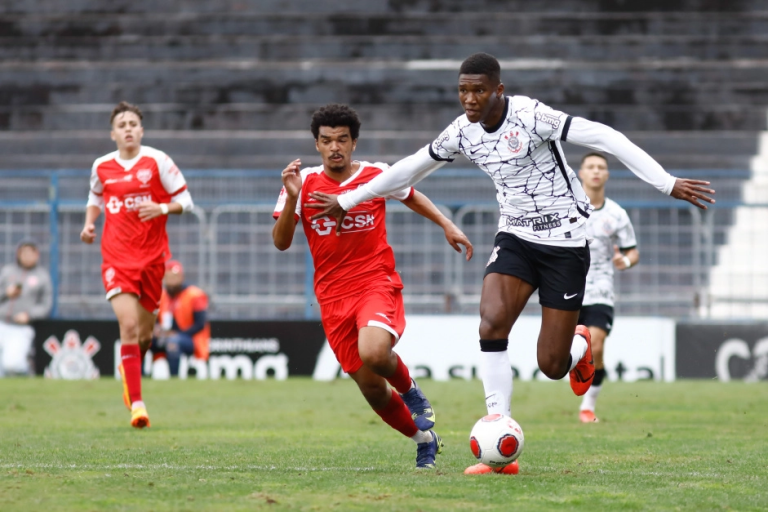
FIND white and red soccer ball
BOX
[469,414,525,467]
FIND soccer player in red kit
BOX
[273,104,473,469]
[80,101,194,428]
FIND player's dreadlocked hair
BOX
[310,104,361,140]
[459,53,501,84]
[110,101,143,126]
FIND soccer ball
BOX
[469,414,525,467]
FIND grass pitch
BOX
[0,378,766,511]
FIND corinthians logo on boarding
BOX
[43,330,101,380]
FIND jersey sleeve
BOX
[523,97,572,144]
[428,121,462,162]
[158,152,188,195]
[615,208,638,250]
[273,186,301,221]
[374,163,414,201]
[87,160,105,209]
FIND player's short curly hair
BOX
[459,53,501,84]
[580,152,608,167]
[310,104,361,140]
[110,101,143,126]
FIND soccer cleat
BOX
[415,431,444,469]
[569,325,594,396]
[464,460,520,475]
[118,363,130,410]
[400,379,436,431]
[130,406,150,429]
[579,410,599,423]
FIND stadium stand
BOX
[0,0,766,318]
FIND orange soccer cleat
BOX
[130,405,150,429]
[464,460,520,475]
[579,410,599,423]
[118,363,131,410]
[569,325,594,396]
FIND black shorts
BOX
[578,304,614,335]
[484,232,590,311]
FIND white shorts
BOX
[0,321,35,375]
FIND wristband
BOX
[160,203,169,215]
[622,255,631,269]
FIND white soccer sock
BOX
[568,334,588,372]
[580,384,602,412]
[480,350,513,417]
[411,430,433,444]
[131,400,145,410]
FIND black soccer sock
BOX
[592,368,607,387]
[479,338,508,352]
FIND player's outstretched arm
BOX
[566,117,715,209]
[306,147,447,234]
[401,190,473,261]
[273,159,302,251]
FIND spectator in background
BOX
[0,241,53,376]
[153,260,210,376]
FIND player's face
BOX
[579,156,609,190]
[110,112,144,151]
[316,126,356,173]
[458,74,504,124]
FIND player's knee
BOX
[359,348,391,375]
[479,314,510,340]
[537,353,569,380]
[118,317,139,342]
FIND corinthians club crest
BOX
[505,130,523,154]
[43,330,101,380]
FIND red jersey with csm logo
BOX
[90,145,188,268]
[273,162,414,304]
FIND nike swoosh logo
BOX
[564,293,578,300]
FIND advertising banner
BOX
[33,320,326,380]
[676,322,768,381]
[313,315,676,382]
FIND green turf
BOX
[0,378,766,511]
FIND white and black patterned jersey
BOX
[429,95,593,246]
[583,197,637,307]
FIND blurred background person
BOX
[153,260,210,376]
[0,241,53,376]
[577,152,640,423]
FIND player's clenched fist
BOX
[80,223,97,244]
[281,159,302,198]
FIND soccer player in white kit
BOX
[306,53,715,474]
[576,152,639,423]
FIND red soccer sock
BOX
[386,355,412,394]
[373,390,418,438]
[120,344,143,405]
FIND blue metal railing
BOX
[0,168,753,319]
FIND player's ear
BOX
[496,82,505,97]
[110,130,117,142]
[315,139,320,153]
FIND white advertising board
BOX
[313,315,676,382]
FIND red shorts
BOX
[102,261,165,314]
[320,284,406,374]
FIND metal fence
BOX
[0,170,759,319]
